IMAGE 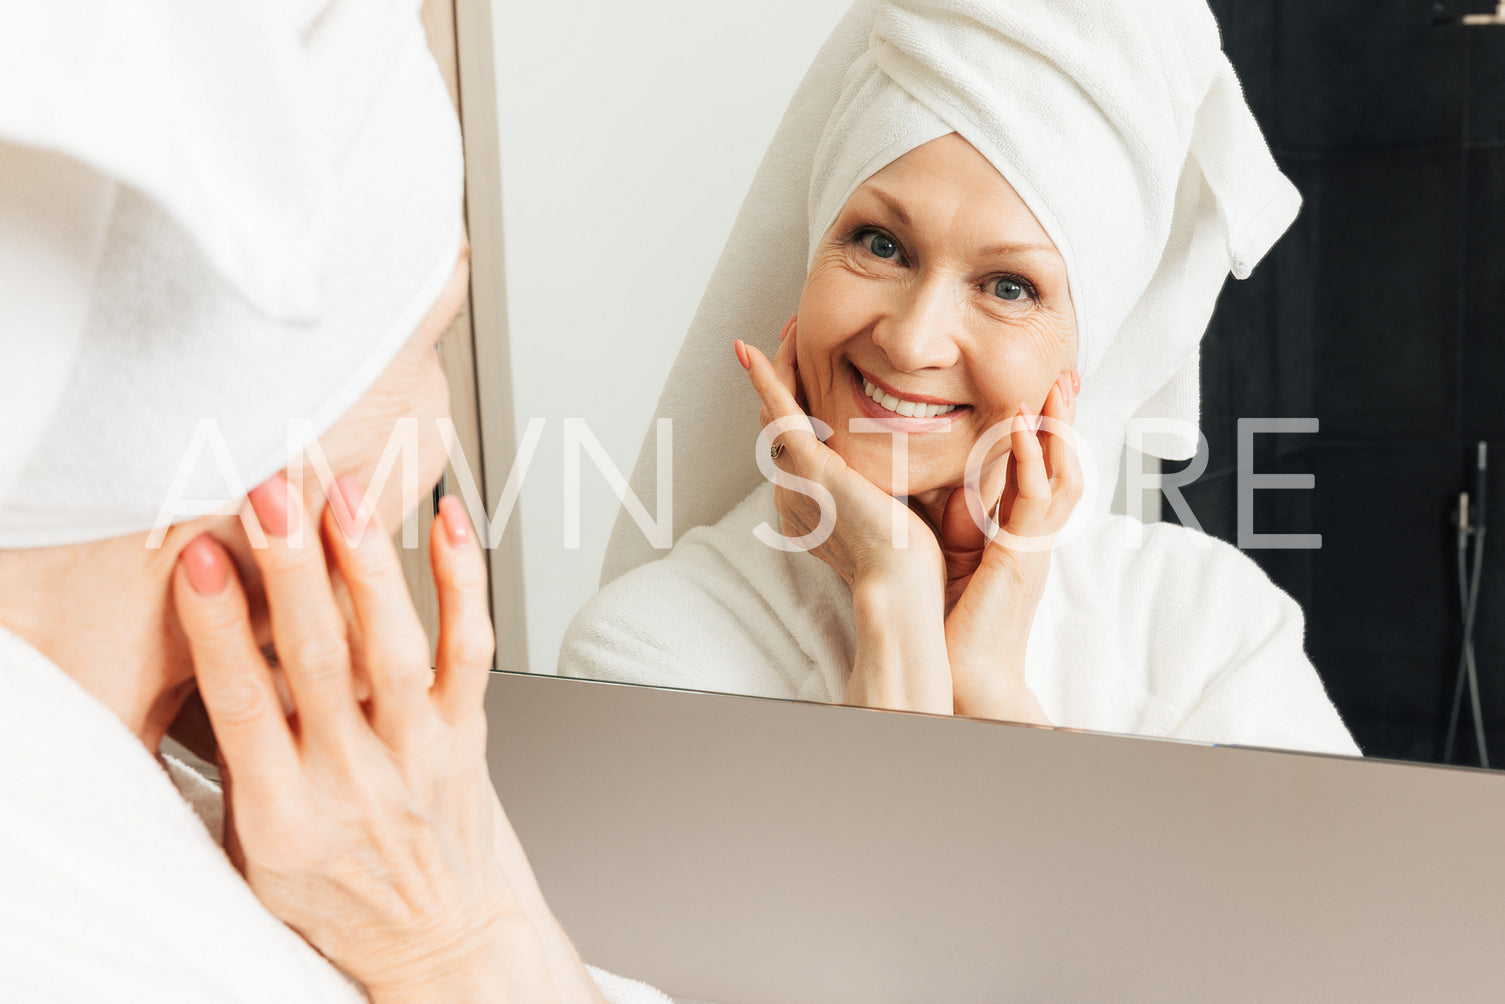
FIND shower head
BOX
[1435,1,1505,25]
[1462,2,1505,25]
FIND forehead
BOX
[852,133,1058,253]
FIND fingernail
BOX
[438,495,470,546]
[1056,373,1071,405]
[1019,401,1041,434]
[734,340,751,370]
[182,534,229,595]
[1071,368,1081,395]
[247,473,297,539]
[780,318,794,343]
[334,475,367,543]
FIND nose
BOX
[870,277,962,372]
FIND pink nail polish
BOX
[1071,368,1081,395]
[334,475,368,544]
[182,534,229,595]
[734,340,751,370]
[438,495,471,546]
[1020,401,1043,434]
[247,473,296,538]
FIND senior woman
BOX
[0,2,667,1000]
[561,0,1359,757]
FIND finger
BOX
[1039,377,1073,486]
[939,486,987,594]
[1039,377,1084,526]
[772,325,801,404]
[430,494,496,724]
[767,332,802,475]
[173,534,297,798]
[245,472,363,744]
[940,484,985,554]
[739,341,824,465]
[321,476,432,744]
[1004,406,1052,533]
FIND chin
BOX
[831,442,952,500]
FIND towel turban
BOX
[0,0,464,548]
[602,0,1299,583]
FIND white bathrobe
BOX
[0,625,669,1003]
[563,484,1360,758]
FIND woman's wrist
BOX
[952,675,1053,726]
[848,568,951,713]
[365,912,605,1004]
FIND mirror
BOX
[478,0,1505,769]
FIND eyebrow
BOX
[863,185,915,231]
[859,184,1060,259]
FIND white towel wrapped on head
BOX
[0,0,464,548]
[604,0,1300,582]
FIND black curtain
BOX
[1179,1,1505,764]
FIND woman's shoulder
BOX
[1058,511,1294,608]
[1047,510,1310,675]
[1044,514,1358,757]
[558,483,846,700]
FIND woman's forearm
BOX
[848,570,952,714]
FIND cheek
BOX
[796,274,870,395]
[380,359,452,526]
[315,354,454,529]
[968,332,1061,420]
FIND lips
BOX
[849,363,968,419]
[848,367,963,430]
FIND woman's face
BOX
[795,133,1077,504]
[223,249,470,646]
[307,250,469,531]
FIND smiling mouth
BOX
[850,363,966,419]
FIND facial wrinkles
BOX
[796,134,1077,503]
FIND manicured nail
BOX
[182,534,229,595]
[734,339,751,370]
[247,473,297,538]
[1020,401,1042,434]
[438,495,471,546]
[334,475,367,543]
[1071,368,1081,395]
[1057,373,1071,405]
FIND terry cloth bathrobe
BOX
[563,484,1359,757]
[563,0,1359,757]
[0,626,669,1003]
[0,2,669,999]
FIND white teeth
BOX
[861,376,958,418]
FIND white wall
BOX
[493,1,854,675]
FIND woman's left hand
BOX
[172,475,605,1003]
[939,371,1081,724]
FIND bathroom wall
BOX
[492,0,854,675]
[1183,1,1505,763]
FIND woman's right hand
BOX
[738,330,952,714]
[172,473,605,1003]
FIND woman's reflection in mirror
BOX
[561,0,1360,759]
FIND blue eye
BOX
[862,230,899,260]
[991,277,1029,301]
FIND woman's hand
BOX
[738,329,951,714]
[939,372,1081,725]
[172,473,604,1004]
